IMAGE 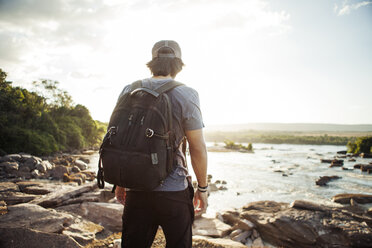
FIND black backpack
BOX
[97,80,183,190]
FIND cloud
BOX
[334,0,372,16]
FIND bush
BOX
[0,68,106,155]
[347,136,372,154]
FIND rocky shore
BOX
[1,152,372,247]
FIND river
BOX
[88,143,372,214]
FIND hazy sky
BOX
[1,0,371,125]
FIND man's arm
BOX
[185,128,208,216]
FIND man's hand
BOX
[193,189,208,217]
[115,186,126,206]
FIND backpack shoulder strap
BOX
[155,80,184,95]
[130,80,142,92]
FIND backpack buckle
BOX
[145,128,154,138]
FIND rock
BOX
[245,238,253,247]
[232,219,255,231]
[332,193,372,204]
[72,166,81,173]
[19,181,62,195]
[35,163,47,173]
[231,230,251,243]
[57,202,123,232]
[251,237,264,247]
[0,200,7,215]
[24,156,40,170]
[361,164,372,172]
[218,185,227,190]
[330,159,344,167]
[0,161,19,172]
[230,229,243,238]
[360,153,372,158]
[290,200,334,212]
[80,170,96,181]
[252,229,260,239]
[240,200,372,248]
[221,209,240,226]
[62,218,104,245]
[2,154,22,162]
[64,173,84,185]
[368,208,372,216]
[337,150,347,154]
[222,180,227,184]
[0,227,82,248]
[75,159,88,170]
[193,217,232,238]
[0,192,38,205]
[49,164,70,179]
[0,181,19,193]
[320,159,333,163]
[348,158,356,162]
[30,182,97,208]
[42,160,54,170]
[31,169,40,178]
[192,235,246,248]
[354,164,363,169]
[113,239,121,248]
[315,176,341,186]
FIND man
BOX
[115,40,208,247]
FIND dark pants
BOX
[121,185,194,248]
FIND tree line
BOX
[0,69,106,156]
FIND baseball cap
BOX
[152,40,182,59]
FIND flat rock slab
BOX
[0,191,38,205]
[332,193,372,204]
[30,182,97,208]
[17,181,70,195]
[192,236,246,248]
[0,227,82,248]
[57,202,124,232]
[193,217,232,238]
[1,203,104,246]
[1,203,76,233]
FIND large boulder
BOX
[57,202,124,232]
[48,164,70,179]
[240,200,372,248]
[1,203,103,246]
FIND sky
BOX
[0,0,371,126]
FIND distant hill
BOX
[205,123,372,132]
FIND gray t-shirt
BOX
[118,78,204,191]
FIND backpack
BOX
[97,80,183,191]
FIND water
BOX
[88,143,372,214]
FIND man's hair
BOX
[147,47,184,78]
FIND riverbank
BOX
[1,149,372,247]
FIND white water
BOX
[88,143,372,214]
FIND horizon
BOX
[1,0,371,125]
